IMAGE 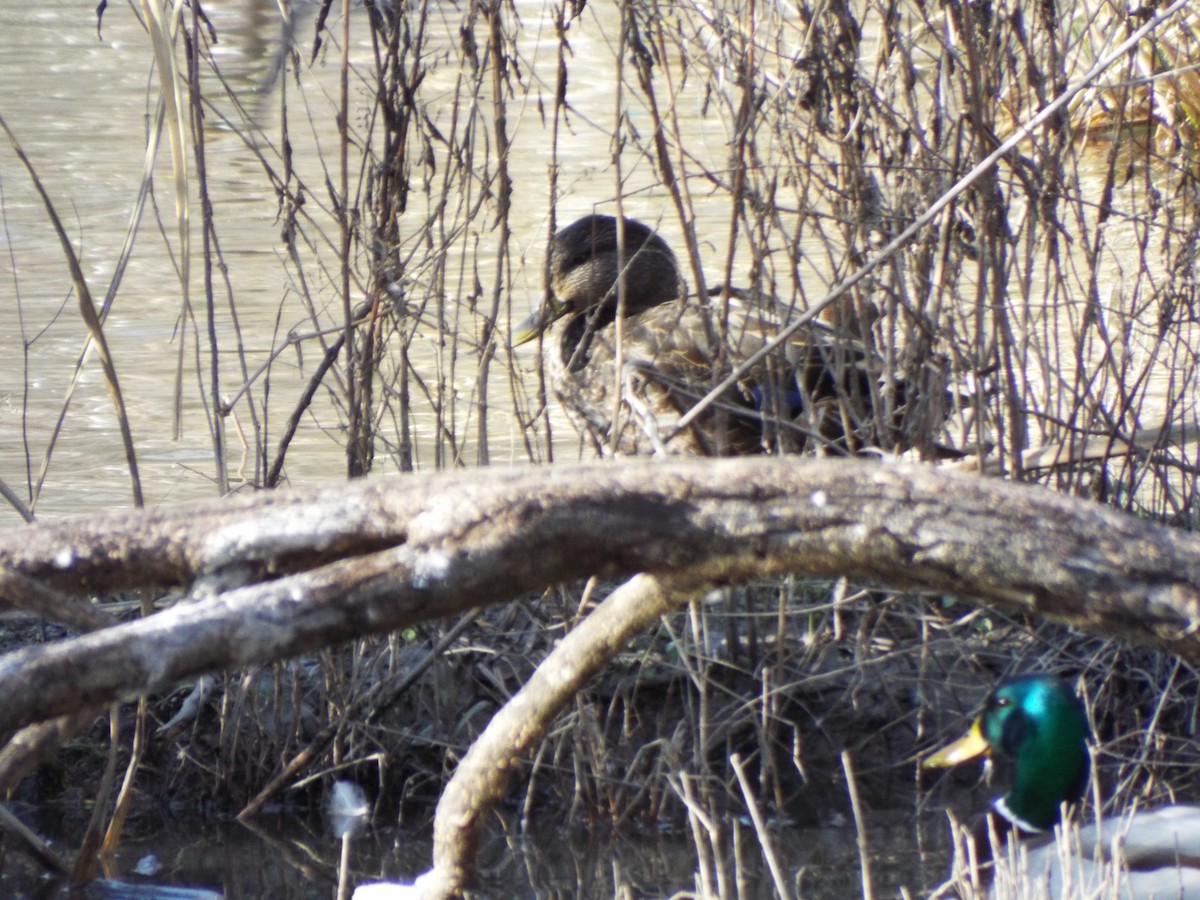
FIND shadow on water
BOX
[0,810,955,899]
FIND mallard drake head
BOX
[924,674,1090,834]
[924,674,1200,895]
[513,215,681,346]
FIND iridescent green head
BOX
[925,674,1090,832]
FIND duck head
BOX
[924,674,1090,833]
[513,215,681,346]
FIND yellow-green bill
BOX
[922,719,989,769]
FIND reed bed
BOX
[5,0,1200,893]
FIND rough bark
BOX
[0,457,1198,743]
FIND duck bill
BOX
[922,720,990,769]
[511,308,546,347]
[511,297,565,347]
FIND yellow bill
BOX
[922,719,989,769]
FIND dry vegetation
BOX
[4,0,1200,893]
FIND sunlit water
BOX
[0,0,752,522]
[1,0,1190,522]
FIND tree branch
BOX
[0,458,1197,745]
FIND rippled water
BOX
[0,810,955,898]
[0,0,752,522]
